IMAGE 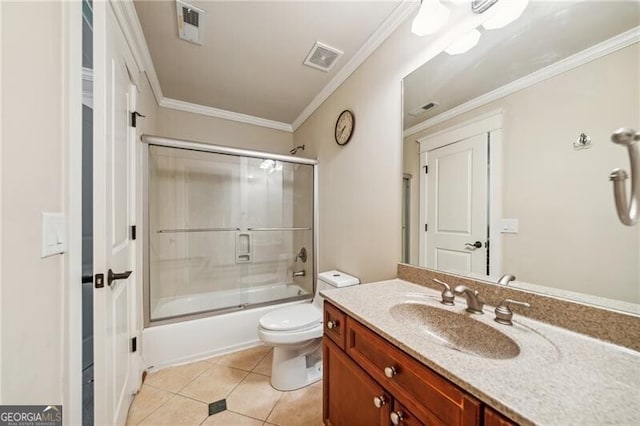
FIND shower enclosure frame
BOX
[141,135,318,327]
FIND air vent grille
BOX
[176,1,205,45]
[182,7,199,27]
[408,101,440,117]
[303,42,343,72]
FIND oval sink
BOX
[390,303,520,359]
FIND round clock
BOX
[335,110,355,146]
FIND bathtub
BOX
[142,283,311,368]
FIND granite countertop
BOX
[321,279,640,426]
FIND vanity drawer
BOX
[346,317,481,426]
[324,302,347,350]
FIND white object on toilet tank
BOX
[318,270,360,287]
[314,270,359,310]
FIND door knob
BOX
[465,241,482,249]
[107,269,132,287]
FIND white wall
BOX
[0,1,66,403]
[156,107,294,155]
[405,44,640,303]
[292,8,481,283]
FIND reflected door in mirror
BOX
[424,133,488,275]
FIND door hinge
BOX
[425,223,428,232]
[94,273,105,289]
[131,337,137,353]
[130,111,145,128]
[424,165,428,174]
[131,225,137,240]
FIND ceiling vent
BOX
[303,42,343,72]
[408,101,440,117]
[176,1,205,45]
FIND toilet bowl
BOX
[257,270,359,391]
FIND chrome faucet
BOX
[292,270,306,278]
[432,278,455,306]
[494,299,531,325]
[498,274,516,285]
[453,285,484,314]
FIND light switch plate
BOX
[500,218,519,234]
[42,212,67,258]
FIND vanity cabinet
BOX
[484,408,518,426]
[323,301,516,426]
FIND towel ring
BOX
[609,128,640,226]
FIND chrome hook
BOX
[609,128,640,226]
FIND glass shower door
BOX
[244,158,315,306]
[148,146,248,321]
[147,144,315,323]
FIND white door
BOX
[424,133,488,275]
[93,3,137,425]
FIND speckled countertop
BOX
[321,279,640,426]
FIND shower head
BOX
[290,145,305,155]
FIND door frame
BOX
[62,1,83,424]
[417,110,503,277]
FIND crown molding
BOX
[291,0,419,131]
[114,0,418,134]
[160,98,294,132]
[404,26,640,138]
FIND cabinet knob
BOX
[326,320,338,330]
[384,366,397,378]
[373,395,386,408]
[390,411,405,425]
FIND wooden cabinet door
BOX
[323,339,391,426]
[484,407,518,426]
[390,401,426,426]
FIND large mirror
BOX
[402,1,640,312]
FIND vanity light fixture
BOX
[444,28,481,55]
[481,0,529,30]
[411,0,451,37]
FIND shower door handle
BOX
[107,269,132,287]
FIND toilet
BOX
[257,270,360,391]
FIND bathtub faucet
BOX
[293,270,306,278]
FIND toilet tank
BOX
[313,270,360,310]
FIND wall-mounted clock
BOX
[335,110,355,146]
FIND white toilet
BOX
[257,270,360,391]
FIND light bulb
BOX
[445,28,481,55]
[482,0,529,30]
[411,0,451,37]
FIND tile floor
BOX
[126,345,323,426]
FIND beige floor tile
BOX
[215,345,271,372]
[145,361,212,393]
[226,373,283,420]
[139,394,208,426]
[201,410,263,426]
[266,381,323,426]
[126,385,173,425]
[179,364,249,403]
[252,349,273,377]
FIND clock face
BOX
[335,110,355,145]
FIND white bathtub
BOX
[151,282,308,320]
[143,283,311,368]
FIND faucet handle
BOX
[494,299,531,326]
[432,278,455,306]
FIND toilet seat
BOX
[258,304,322,332]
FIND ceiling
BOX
[403,1,640,130]
[133,0,403,125]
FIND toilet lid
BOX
[259,304,322,331]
